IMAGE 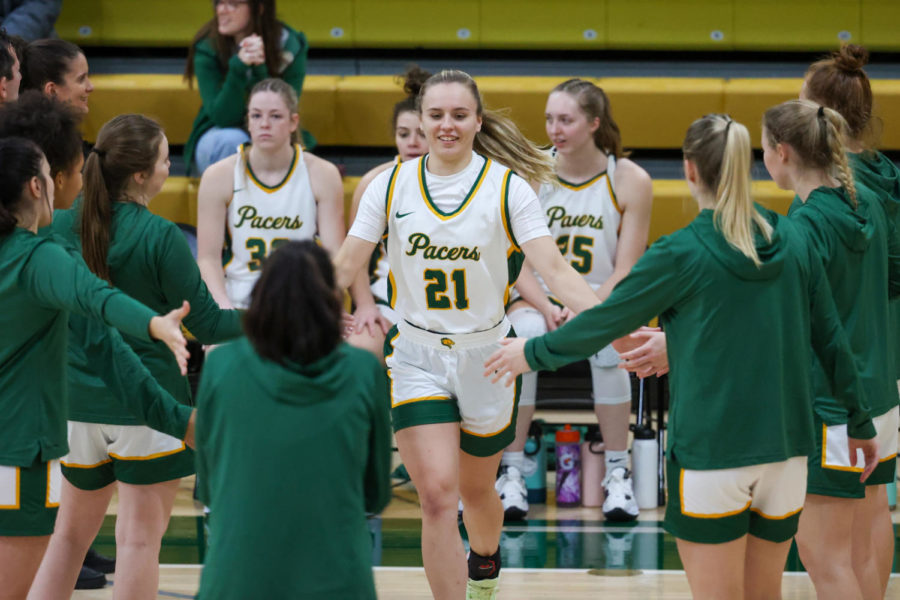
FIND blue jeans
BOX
[195,127,250,173]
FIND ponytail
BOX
[763,100,857,207]
[418,69,554,184]
[79,114,164,282]
[475,109,554,184]
[683,114,772,267]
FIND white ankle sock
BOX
[605,449,629,473]
[501,451,525,473]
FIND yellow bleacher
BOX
[58,0,900,52]
[150,176,795,246]
[84,74,900,151]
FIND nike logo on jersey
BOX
[395,211,414,219]
[405,233,481,261]
[546,206,604,230]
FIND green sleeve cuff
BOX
[847,416,876,440]
[524,338,543,372]
[173,404,193,440]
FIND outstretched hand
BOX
[613,327,669,378]
[149,301,190,375]
[848,436,879,483]
[483,338,530,387]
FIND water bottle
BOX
[555,424,581,507]
[523,421,547,504]
[581,426,605,508]
[632,424,658,509]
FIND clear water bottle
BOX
[632,424,658,510]
[555,424,581,507]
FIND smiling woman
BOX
[20,39,93,116]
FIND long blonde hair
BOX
[763,99,857,207]
[683,114,772,267]
[417,70,554,184]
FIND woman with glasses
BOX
[183,0,308,174]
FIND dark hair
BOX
[243,240,343,365]
[392,65,430,131]
[184,0,282,85]
[21,39,82,93]
[0,136,45,235]
[0,29,12,81]
[7,35,25,65]
[0,91,82,177]
[551,78,625,158]
[80,114,165,282]
[764,99,857,207]
[804,44,876,144]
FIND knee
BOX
[459,478,498,508]
[416,480,459,522]
[508,307,547,340]
[196,127,250,170]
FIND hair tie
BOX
[817,105,825,119]
[91,147,105,158]
[723,117,733,139]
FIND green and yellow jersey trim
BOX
[243,143,300,194]
[419,154,491,220]
[384,163,401,219]
[557,170,622,215]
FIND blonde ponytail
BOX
[763,99,857,207]
[418,70,554,184]
[683,114,771,267]
[475,109,554,184]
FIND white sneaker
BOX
[602,467,639,522]
[466,577,499,600]
[495,465,528,521]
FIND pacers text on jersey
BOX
[234,205,304,230]
[546,206,604,230]
[405,233,481,261]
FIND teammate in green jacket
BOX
[31,115,242,600]
[799,45,900,598]
[195,240,392,600]
[485,114,878,600]
[0,137,189,600]
[764,98,900,600]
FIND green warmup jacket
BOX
[195,339,392,600]
[849,151,900,379]
[0,228,164,466]
[788,185,900,421]
[526,206,875,471]
[184,23,308,173]
[52,202,242,423]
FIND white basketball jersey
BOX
[537,155,621,291]
[369,156,400,284]
[384,155,522,334]
[224,144,317,308]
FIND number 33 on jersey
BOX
[384,156,524,334]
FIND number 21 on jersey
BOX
[424,268,469,310]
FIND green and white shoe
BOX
[466,577,499,600]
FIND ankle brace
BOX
[468,547,502,581]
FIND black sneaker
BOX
[75,565,107,590]
[84,547,115,574]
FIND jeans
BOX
[195,127,250,174]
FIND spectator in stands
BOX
[0,28,21,103]
[184,0,308,175]
[20,38,92,115]
[0,0,60,41]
